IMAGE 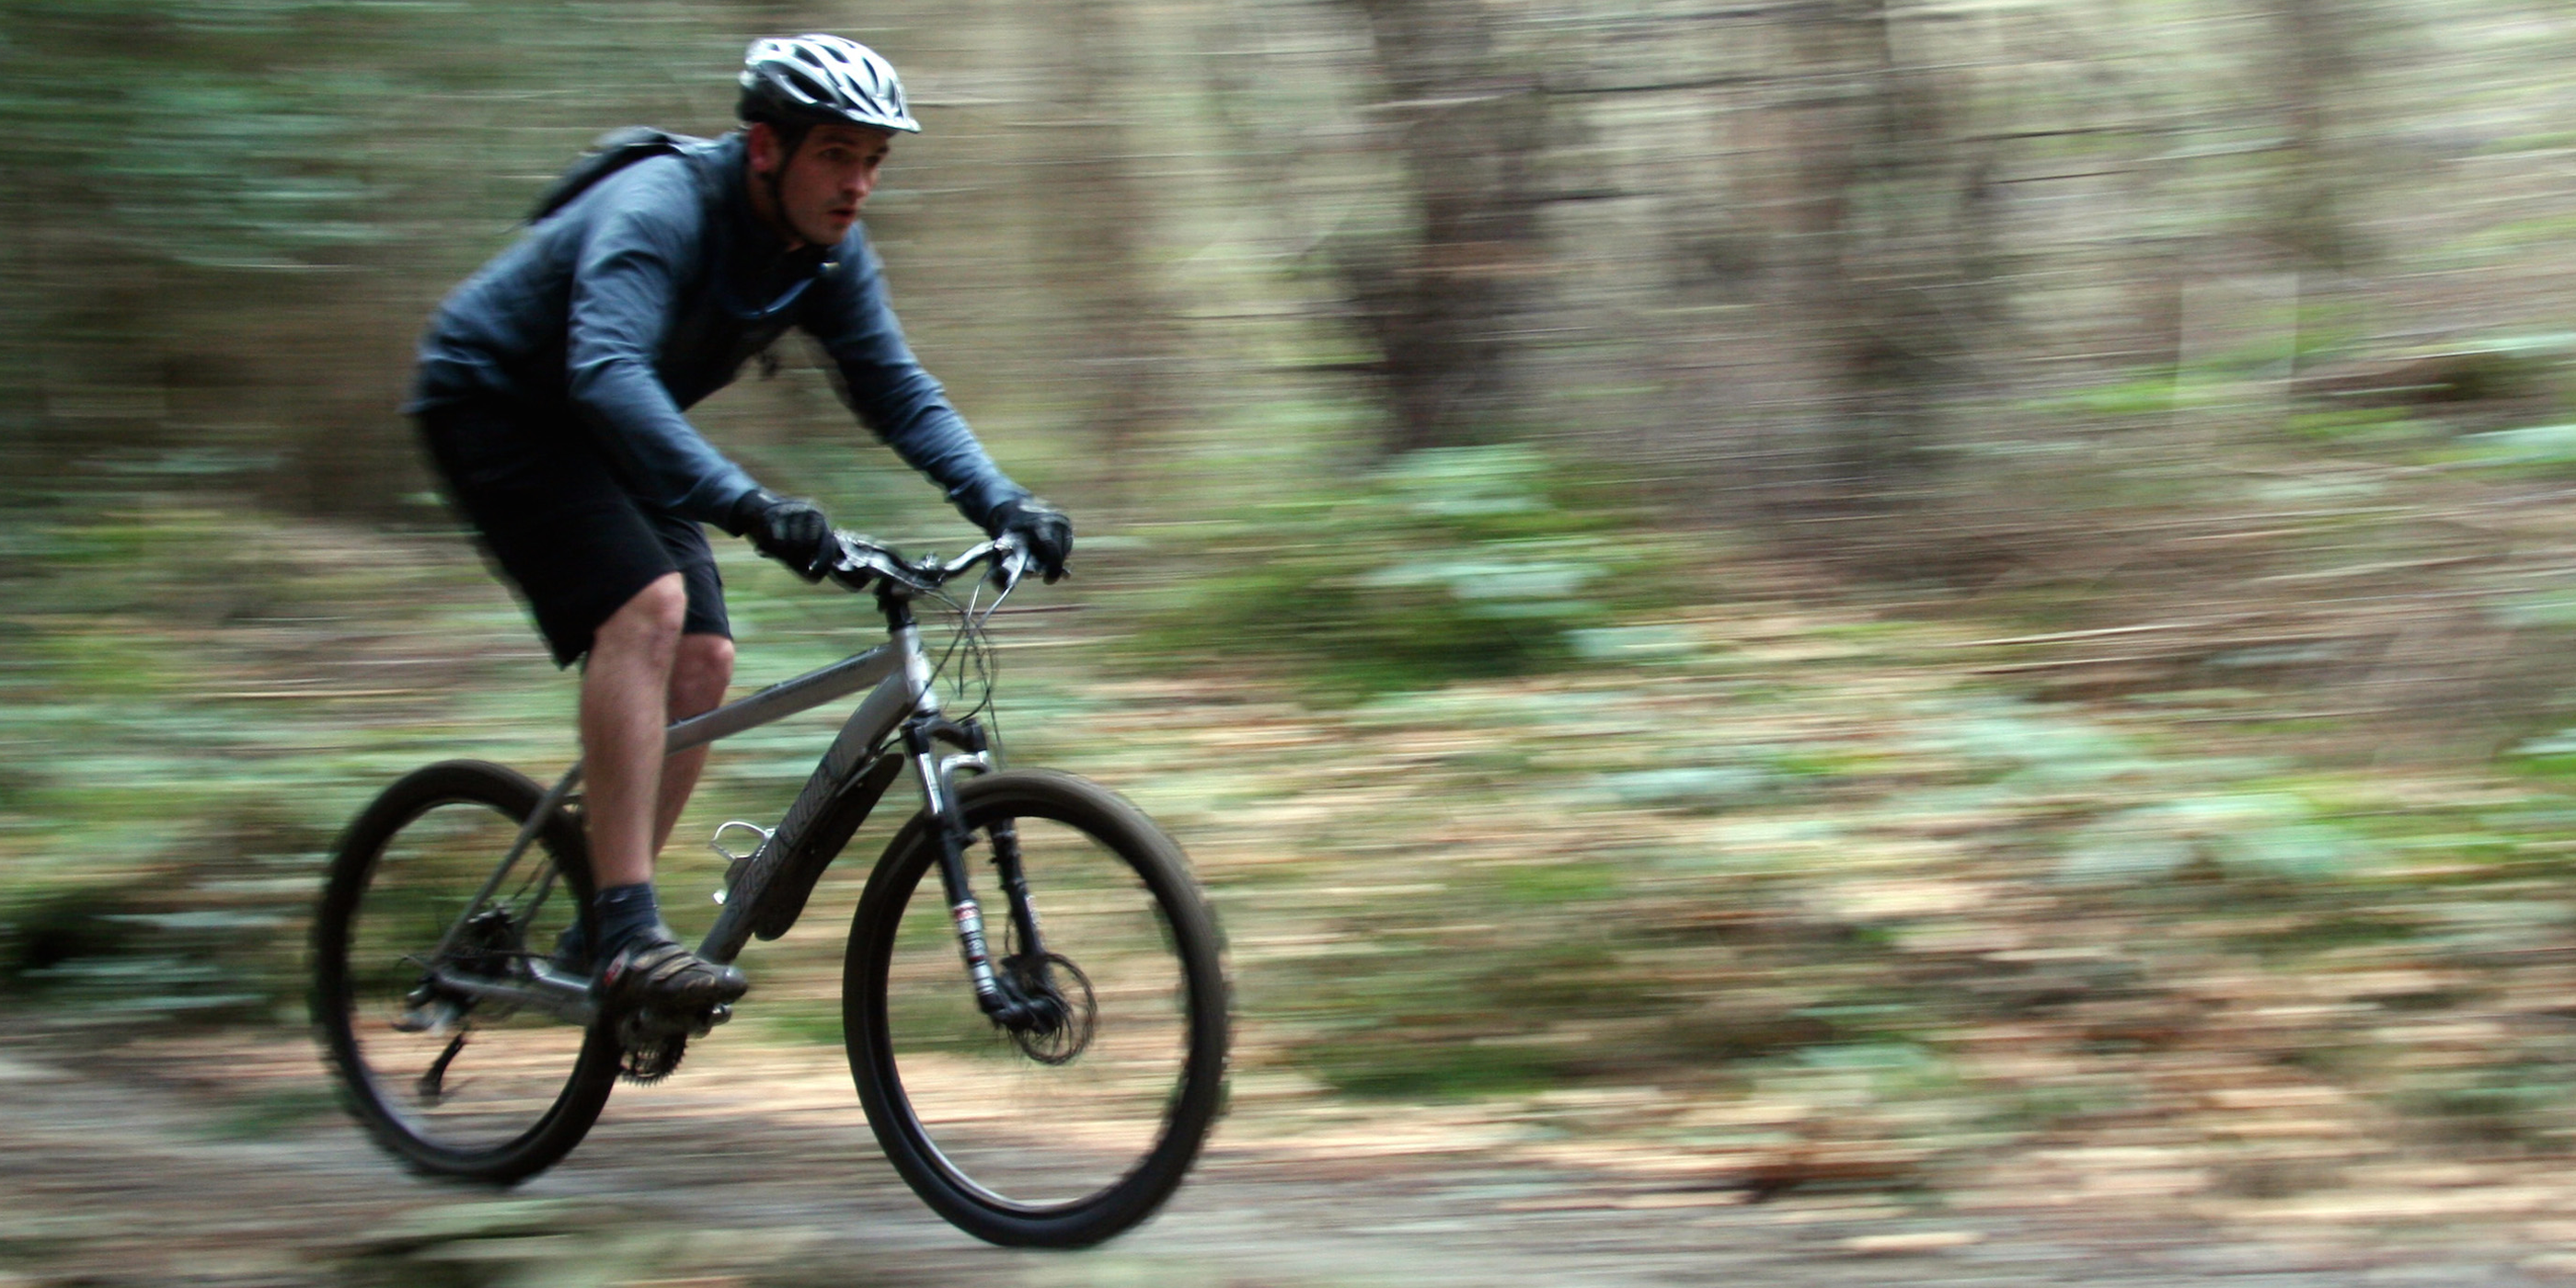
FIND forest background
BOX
[12,0,2576,1236]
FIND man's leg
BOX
[581,574,686,890]
[652,631,735,854]
[580,580,749,1009]
[412,402,742,1006]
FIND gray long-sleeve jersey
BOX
[408,131,1024,532]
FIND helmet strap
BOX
[751,121,810,247]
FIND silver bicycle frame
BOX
[424,621,944,1022]
[691,619,940,964]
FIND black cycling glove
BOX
[987,496,1073,583]
[730,489,836,582]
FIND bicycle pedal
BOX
[691,1003,733,1038]
[622,1000,732,1040]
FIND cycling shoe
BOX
[594,936,748,1014]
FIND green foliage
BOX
[1299,1035,1569,1099]
[3,3,385,270]
[0,0,753,514]
[2400,1060,2576,1144]
[2450,423,2576,474]
[2055,793,2362,884]
[1595,765,1781,812]
[2054,376,2192,420]
[9,3,2576,1222]
[1131,444,1668,697]
[1,879,289,1024]
[2503,727,2576,776]
[0,506,523,1023]
[2283,406,2432,446]
[0,1,713,271]
[195,1086,342,1142]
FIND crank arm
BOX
[425,962,597,1026]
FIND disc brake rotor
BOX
[1006,952,1096,1065]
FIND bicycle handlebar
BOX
[825,531,1030,598]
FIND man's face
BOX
[753,122,892,247]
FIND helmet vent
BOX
[738,33,921,134]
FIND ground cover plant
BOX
[17,374,2576,1242]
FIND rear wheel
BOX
[312,760,617,1182]
[845,770,1229,1247]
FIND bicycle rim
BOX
[316,762,615,1179]
[847,771,1227,1246]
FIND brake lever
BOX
[959,541,1028,632]
[826,531,906,592]
[990,539,1030,592]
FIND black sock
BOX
[592,882,668,962]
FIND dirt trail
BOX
[0,1032,2552,1288]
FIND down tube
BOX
[697,658,925,963]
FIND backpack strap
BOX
[527,126,715,224]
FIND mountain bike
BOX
[309,535,1229,1248]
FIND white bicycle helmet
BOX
[738,34,920,134]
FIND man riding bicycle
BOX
[407,35,1071,1019]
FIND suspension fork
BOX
[879,574,1053,1029]
[907,716,1056,1026]
[988,816,1043,965]
[905,714,1041,1024]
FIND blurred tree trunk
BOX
[2268,0,2365,276]
[1774,0,1990,511]
[1339,0,1550,454]
[1041,0,1188,500]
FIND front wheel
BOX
[312,760,618,1182]
[845,769,1229,1248]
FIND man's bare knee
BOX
[671,633,735,716]
[594,575,689,657]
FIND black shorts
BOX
[416,398,730,667]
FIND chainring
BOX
[613,1000,733,1084]
[619,1029,687,1084]
[615,1006,687,1084]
